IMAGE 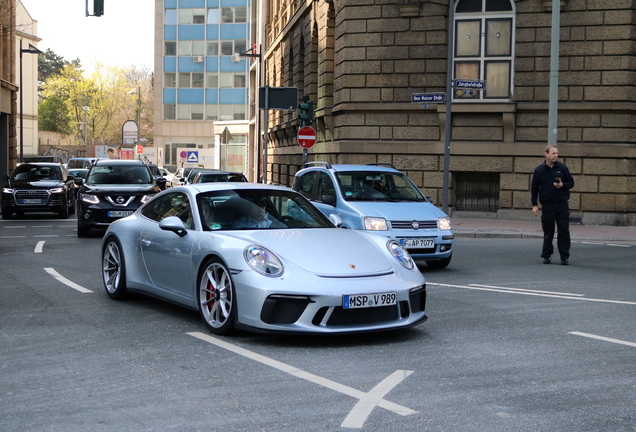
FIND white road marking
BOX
[469,284,584,297]
[33,235,58,238]
[187,332,417,428]
[569,332,636,348]
[428,282,636,305]
[1,236,25,239]
[3,226,26,229]
[607,244,631,247]
[581,241,604,245]
[35,241,45,253]
[341,369,414,428]
[44,268,93,293]
[33,225,53,228]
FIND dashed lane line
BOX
[187,332,417,428]
[35,241,45,253]
[44,268,93,293]
[569,332,636,348]
[428,282,636,305]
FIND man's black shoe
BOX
[561,258,569,265]
[543,257,551,264]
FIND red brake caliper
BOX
[207,278,216,312]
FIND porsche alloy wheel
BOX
[198,259,235,335]
[102,238,127,299]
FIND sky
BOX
[20,0,155,73]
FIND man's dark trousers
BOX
[541,201,570,259]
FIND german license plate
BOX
[21,199,42,204]
[343,292,397,309]
[108,211,133,218]
[401,238,434,248]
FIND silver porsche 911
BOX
[101,183,427,335]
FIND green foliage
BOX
[38,48,81,83]
[38,95,74,134]
[38,59,153,145]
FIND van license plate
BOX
[402,238,434,248]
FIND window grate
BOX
[455,172,500,212]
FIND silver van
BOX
[67,158,97,170]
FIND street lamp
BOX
[239,46,263,182]
[19,39,43,164]
[128,87,141,144]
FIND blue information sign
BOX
[455,80,485,90]
[411,93,447,103]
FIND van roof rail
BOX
[367,162,397,170]
[303,161,332,169]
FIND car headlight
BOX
[438,217,451,231]
[80,193,99,204]
[49,187,63,193]
[141,194,155,204]
[244,245,284,277]
[364,216,388,231]
[2,188,14,193]
[387,240,415,270]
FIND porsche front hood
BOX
[241,229,393,277]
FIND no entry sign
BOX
[297,126,316,149]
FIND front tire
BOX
[197,258,236,335]
[102,238,128,299]
[77,220,91,237]
[1,208,13,219]
[58,203,69,219]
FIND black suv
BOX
[76,159,163,237]
[2,163,75,219]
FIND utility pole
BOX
[547,0,561,144]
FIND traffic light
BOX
[298,95,313,127]
[94,0,104,16]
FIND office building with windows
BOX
[257,0,636,225]
[154,0,251,174]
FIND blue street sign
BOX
[187,151,199,163]
[411,93,447,103]
[455,80,485,90]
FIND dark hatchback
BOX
[76,159,163,237]
[2,163,75,219]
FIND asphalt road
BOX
[1,216,635,432]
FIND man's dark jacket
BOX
[531,161,574,206]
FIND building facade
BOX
[15,0,40,160]
[258,0,636,226]
[153,0,252,175]
[0,0,17,181]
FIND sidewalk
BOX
[451,217,636,243]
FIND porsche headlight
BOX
[244,245,284,277]
[438,217,451,231]
[49,187,63,193]
[387,240,415,270]
[80,193,99,204]
[364,216,388,231]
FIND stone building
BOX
[0,0,17,180]
[256,0,636,226]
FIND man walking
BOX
[531,145,574,265]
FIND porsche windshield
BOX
[197,189,334,230]
[335,171,427,202]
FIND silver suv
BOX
[293,162,454,268]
